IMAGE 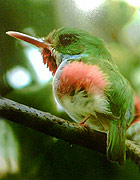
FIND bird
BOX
[6,27,135,165]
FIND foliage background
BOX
[0,0,140,179]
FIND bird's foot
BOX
[79,115,91,128]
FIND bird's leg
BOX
[79,115,91,127]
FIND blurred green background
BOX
[1,0,140,179]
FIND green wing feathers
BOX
[107,120,126,165]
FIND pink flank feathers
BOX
[130,95,140,125]
[57,61,108,96]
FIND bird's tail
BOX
[107,120,126,166]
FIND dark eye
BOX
[59,34,78,47]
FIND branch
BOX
[0,97,139,165]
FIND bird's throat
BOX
[42,48,87,76]
[42,48,57,75]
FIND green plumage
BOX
[106,68,134,165]
[80,53,134,165]
[53,28,135,165]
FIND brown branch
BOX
[0,97,139,165]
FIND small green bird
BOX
[6,27,134,165]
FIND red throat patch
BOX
[57,61,108,96]
[41,48,57,75]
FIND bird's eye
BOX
[59,34,78,47]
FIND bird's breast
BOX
[54,61,108,97]
[53,61,110,131]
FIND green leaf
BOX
[0,119,19,178]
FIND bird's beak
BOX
[6,31,49,49]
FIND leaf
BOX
[0,119,19,178]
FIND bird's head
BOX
[6,27,111,75]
